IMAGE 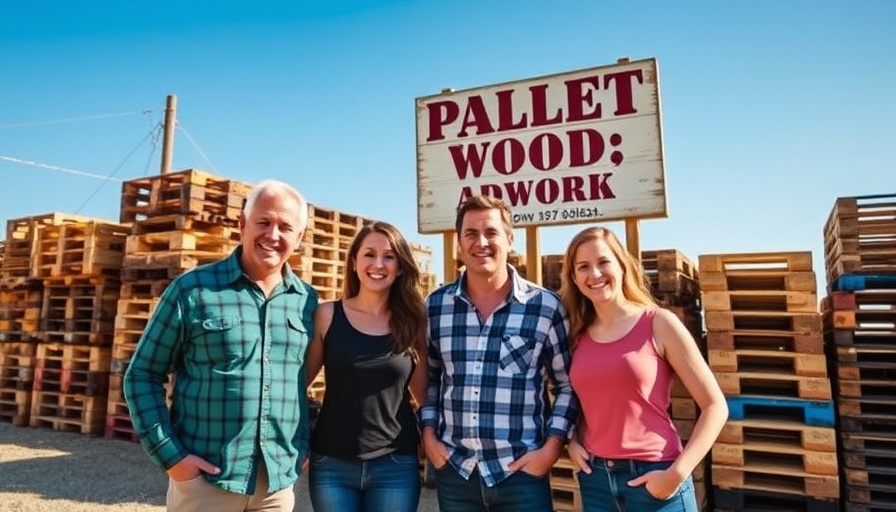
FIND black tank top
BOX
[310,301,419,459]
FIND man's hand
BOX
[421,427,450,469]
[167,454,221,482]
[508,436,563,477]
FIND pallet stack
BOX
[640,248,710,510]
[0,214,128,435]
[700,251,840,510]
[106,168,248,441]
[821,193,896,512]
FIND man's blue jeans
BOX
[308,452,420,512]
[434,465,553,512]
[577,457,698,512]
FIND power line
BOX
[177,121,220,173]
[0,155,123,182]
[74,125,161,214]
[0,111,149,130]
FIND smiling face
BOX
[353,231,400,293]
[572,237,624,305]
[457,208,513,278]
[238,188,304,280]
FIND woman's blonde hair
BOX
[559,227,657,351]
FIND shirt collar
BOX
[454,264,529,304]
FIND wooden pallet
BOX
[641,249,700,297]
[29,390,107,435]
[705,310,822,334]
[125,230,238,255]
[837,376,896,399]
[709,349,827,377]
[3,213,109,282]
[844,483,896,508]
[703,290,818,313]
[0,285,43,341]
[711,464,839,499]
[838,408,896,435]
[712,441,838,475]
[122,251,221,274]
[31,221,128,278]
[823,194,896,283]
[131,213,240,238]
[39,276,119,344]
[119,279,170,300]
[706,330,824,355]
[829,329,896,349]
[719,419,836,452]
[0,341,36,390]
[699,252,816,294]
[119,168,251,224]
[0,388,30,425]
[714,371,832,400]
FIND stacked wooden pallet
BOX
[107,168,247,441]
[700,251,840,510]
[0,214,127,435]
[821,194,896,512]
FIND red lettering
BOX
[568,129,604,167]
[426,100,459,142]
[529,133,564,171]
[448,142,491,179]
[562,176,586,201]
[496,89,528,132]
[535,178,560,203]
[458,96,495,137]
[565,76,602,122]
[604,70,642,116]
[530,84,562,128]
[504,180,533,206]
[589,173,615,199]
[492,139,525,176]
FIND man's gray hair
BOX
[243,180,308,231]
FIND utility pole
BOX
[159,94,177,175]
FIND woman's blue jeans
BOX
[308,452,421,512]
[576,457,698,512]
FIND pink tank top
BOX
[569,309,683,461]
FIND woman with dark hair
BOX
[305,221,427,512]
[560,226,727,512]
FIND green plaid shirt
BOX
[123,246,318,494]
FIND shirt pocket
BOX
[498,334,536,374]
[189,315,243,362]
[285,314,310,361]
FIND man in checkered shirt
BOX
[420,195,578,512]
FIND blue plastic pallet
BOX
[726,395,835,426]
[829,274,896,292]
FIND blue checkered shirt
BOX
[123,246,318,495]
[419,266,577,486]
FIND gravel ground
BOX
[0,422,439,512]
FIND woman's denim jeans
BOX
[308,452,421,512]
[576,457,698,512]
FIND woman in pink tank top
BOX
[560,227,728,511]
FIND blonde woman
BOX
[560,227,727,512]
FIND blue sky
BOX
[1,1,893,288]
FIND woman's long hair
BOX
[342,221,427,358]
[559,227,657,351]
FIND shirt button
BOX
[607,460,615,467]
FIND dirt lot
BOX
[0,422,439,511]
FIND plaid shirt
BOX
[123,247,318,495]
[420,266,577,486]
